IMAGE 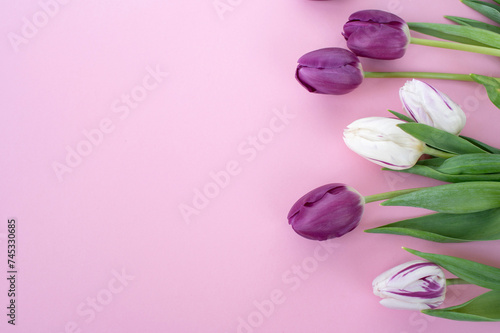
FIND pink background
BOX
[2,0,500,332]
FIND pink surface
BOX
[2,0,500,332]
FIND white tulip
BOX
[400,79,466,135]
[373,260,446,310]
[343,117,425,170]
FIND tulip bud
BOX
[287,183,364,241]
[342,10,410,60]
[295,48,364,95]
[373,260,446,310]
[343,117,425,170]
[400,79,466,135]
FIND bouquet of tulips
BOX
[288,1,500,322]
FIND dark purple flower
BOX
[287,183,364,240]
[342,10,410,60]
[295,48,364,95]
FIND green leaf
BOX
[470,74,500,110]
[398,123,489,154]
[437,153,500,174]
[365,208,500,242]
[405,248,500,290]
[445,15,500,34]
[423,290,500,321]
[388,165,500,182]
[408,22,500,48]
[388,110,414,122]
[381,181,500,213]
[417,157,447,167]
[460,135,500,154]
[462,0,500,25]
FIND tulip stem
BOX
[423,146,457,159]
[364,71,474,82]
[364,188,426,204]
[410,37,500,57]
[446,278,471,286]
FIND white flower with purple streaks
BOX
[373,260,446,310]
[400,79,466,135]
[343,117,425,170]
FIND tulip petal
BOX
[380,298,433,310]
[288,184,364,240]
[343,10,410,59]
[373,259,446,311]
[343,117,424,170]
[400,80,466,135]
[296,48,363,95]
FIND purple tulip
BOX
[342,10,410,60]
[287,183,364,240]
[295,48,364,95]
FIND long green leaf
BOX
[365,208,500,242]
[417,157,447,167]
[408,22,500,48]
[405,248,500,290]
[422,290,500,321]
[445,15,500,34]
[462,0,500,25]
[470,74,500,109]
[460,135,500,154]
[381,181,500,213]
[388,110,414,123]
[438,153,500,174]
[386,165,500,182]
[398,123,488,154]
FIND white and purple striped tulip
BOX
[342,10,410,60]
[343,117,425,170]
[373,260,446,310]
[400,79,466,135]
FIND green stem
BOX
[364,188,425,204]
[446,278,471,286]
[364,71,474,82]
[423,146,457,159]
[410,37,500,57]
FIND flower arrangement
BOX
[289,1,500,322]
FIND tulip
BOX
[342,10,410,60]
[400,79,466,135]
[343,117,425,170]
[287,183,364,240]
[295,48,364,95]
[295,47,500,98]
[373,260,446,310]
